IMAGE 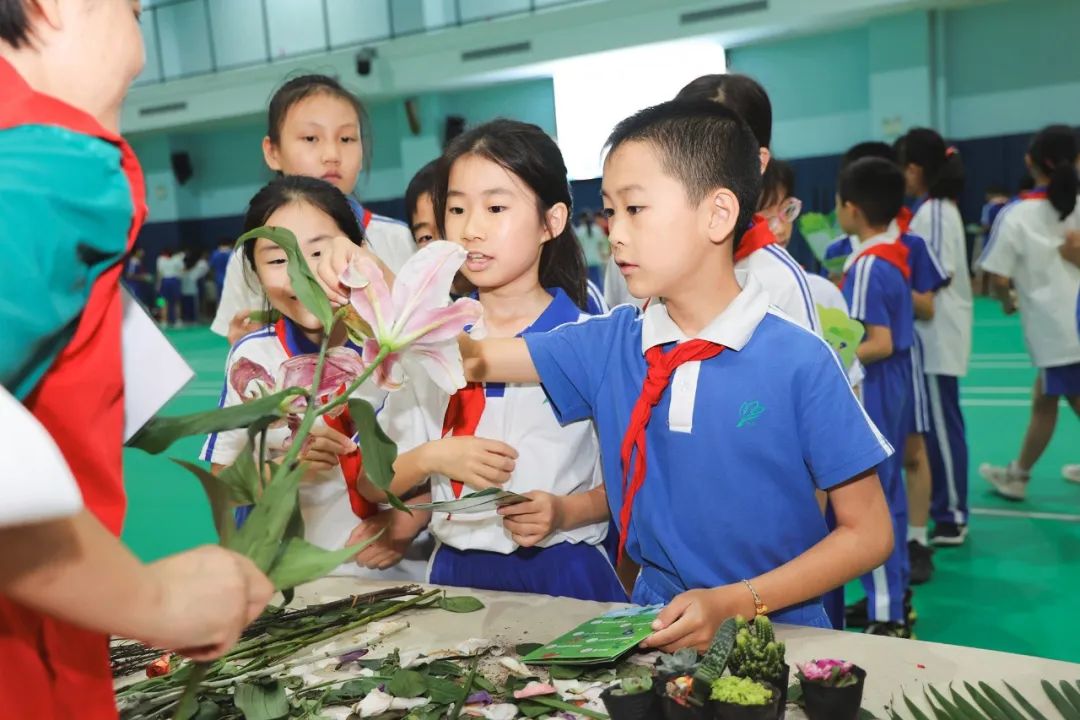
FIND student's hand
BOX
[350,508,430,570]
[498,491,563,547]
[226,310,265,346]
[299,425,357,479]
[140,545,274,661]
[314,238,395,306]
[1061,230,1080,268]
[640,585,756,653]
[423,436,518,490]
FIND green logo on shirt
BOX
[738,401,765,428]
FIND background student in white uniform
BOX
[897,128,974,547]
[977,125,1080,501]
[212,74,416,345]
[368,120,625,602]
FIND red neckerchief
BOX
[274,319,376,519]
[441,384,487,498]
[841,239,912,287]
[733,214,778,262]
[896,207,914,234]
[617,340,725,564]
[1020,188,1048,200]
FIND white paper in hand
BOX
[122,288,195,441]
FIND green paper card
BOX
[406,487,528,514]
[818,304,865,369]
[521,605,662,666]
[822,254,848,277]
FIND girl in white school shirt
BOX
[978,125,1080,501]
[212,75,416,345]
[366,120,626,602]
[896,128,974,545]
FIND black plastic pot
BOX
[765,663,791,719]
[656,674,710,720]
[709,683,782,720]
[600,685,660,720]
[800,665,866,720]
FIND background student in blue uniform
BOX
[460,101,895,651]
[826,141,950,599]
[366,120,624,602]
[836,157,916,638]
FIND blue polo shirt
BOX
[826,233,947,295]
[523,275,892,626]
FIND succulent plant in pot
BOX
[796,659,866,720]
[727,616,790,718]
[709,676,781,720]
[601,675,658,720]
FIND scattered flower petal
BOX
[514,682,557,699]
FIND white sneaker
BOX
[979,462,1028,501]
[1063,465,1080,484]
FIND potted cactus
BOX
[601,675,658,720]
[727,616,789,718]
[796,659,866,720]
[709,676,781,720]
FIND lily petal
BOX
[345,255,394,341]
[363,338,404,391]
[229,357,274,400]
[388,241,468,340]
[398,296,483,346]
[401,341,468,395]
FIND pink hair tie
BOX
[946,146,958,157]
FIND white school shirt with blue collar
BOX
[199,321,428,582]
[978,193,1080,368]
[523,273,892,603]
[380,288,609,555]
[909,199,973,377]
[736,243,822,336]
[211,207,417,337]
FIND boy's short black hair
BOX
[838,158,905,227]
[405,159,439,225]
[0,0,31,48]
[841,141,897,170]
[605,100,762,248]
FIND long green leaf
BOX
[348,397,409,512]
[172,460,235,546]
[904,692,934,720]
[1041,681,1080,720]
[964,682,1008,720]
[228,462,305,571]
[266,533,383,591]
[127,389,300,455]
[233,680,289,720]
[236,226,333,332]
[526,697,609,719]
[927,685,966,719]
[922,688,955,720]
[950,685,988,720]
[1003,682,1049,720]
[1061,682,1080,716]
[977,682,1027,720]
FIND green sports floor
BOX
[120,297,1080,663]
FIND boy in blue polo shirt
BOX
[827,142,949,603]
[461,100,895,652]
[836,157,916,638]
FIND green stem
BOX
[277,332,334,472]
[448,655,480,720]
[170,662,209,720]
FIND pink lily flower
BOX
[340,240,482,394]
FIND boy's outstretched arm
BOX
[641,468,892,652]
[856,324,893,365]
[460,335,541,384]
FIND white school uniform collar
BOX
[640,271,769,354]
[842,229,897,274]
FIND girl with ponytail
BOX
[896,128,975,545]
[977,124,1080,500]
